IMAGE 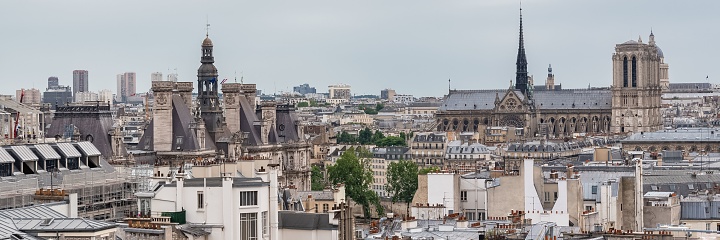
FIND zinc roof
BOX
[33,144,61,160]
[0,148,14,163]
[75,142,101,156]
[9,145,39,162]
[55,143,81,158]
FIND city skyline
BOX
[1,0,718,97]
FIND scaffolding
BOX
[0,168,140,222]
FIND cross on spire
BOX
[206,15,211,37]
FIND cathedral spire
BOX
[515,6,530,97]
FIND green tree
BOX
[358,127,373,145]
[371,130,385,144]
[375,103,384,112]
[327,148,383,218]
[399,132,406,141]
[418,166,441,175]
[297,102,309,108]
[376,136,407,147]
[338,131,356,144]
[311,165,326,191]
[386,160,418,215]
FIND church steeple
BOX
[515,7,530,97]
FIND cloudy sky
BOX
[1,0,717,97]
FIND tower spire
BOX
[515,5,530,97]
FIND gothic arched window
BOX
[631,56,637,87]
[623,56,628,87]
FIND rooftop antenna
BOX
[240,71,244,84]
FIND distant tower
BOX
[545,64,555,90]
[47,77,59,89]
[72,70,89,97]
[514,7,530,97]
[197,31,228,142]
[610,32,663,134]
[151,72,163,82]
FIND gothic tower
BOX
[610,33,663,134]
[515,7,530,97]
[197,34,229,142]
[545,64,555,90]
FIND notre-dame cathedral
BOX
[435,9,668,138]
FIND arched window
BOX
[623,56,628,87]
[631,56,637,87]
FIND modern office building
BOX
[151,72,163,82]
[294,83,317,95]
[116,72,137,103]
[72,70,89,97]
[47,76,59,89]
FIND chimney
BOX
[268,164,280,240]
[222,174,234,240]
[566,165,575,179]
[151,81,174,151]
[175,171,186,212]
[221,83,242,133]
[306,194,316,213]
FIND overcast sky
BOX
[1,0,718,97]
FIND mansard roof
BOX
[46,104,117,159]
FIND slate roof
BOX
[439,88,611,111]
[446,141,490,154]
[439,89,514,111]
[413,132,446,142]
[297,191,334,201]
[623,128,720,143]
[534,89,612,110]
[45,105,116,159]
[278,211,335,230]
[137,94,216,151]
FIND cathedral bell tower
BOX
[610,33,663,134]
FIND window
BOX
[240,191,258,206]
[622,57,628,87]
[650,185,658,191]
[460,191,468,201]
[554,192,558,201]
[315,204,318,213]
[706,207,709,214]
[240,213,258,240]
[585,206,593,211]
[707,223,711,231]
[262,211,268,236]
[197,191,204,209]
[323,204,329,213]
[688,184,695,190]
[591,186,598,194]
[544,192,550,202]
[669,185,676,191]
